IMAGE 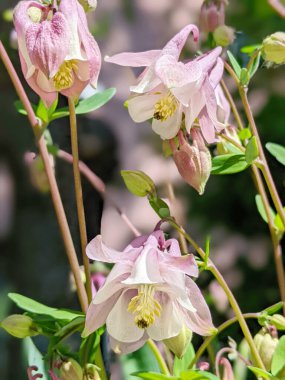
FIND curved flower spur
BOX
[105,24,226,143]
[13,0,101,107]
[83,230,216,354]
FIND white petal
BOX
[184,92,206,132]
[109,335,147,354]
[106,290,144,343]
[147,293,183,340]
[152,107,182,140]
[128,93,162,123]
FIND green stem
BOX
[0,40,88,312]
[168,219,265,370]
[147,339,170,375]
[68,98,92,304]
[94,347,108,380]
[190,313,259,368]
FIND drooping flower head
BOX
[83,230,215,354]
[13,0,101,107]
[106,24,226,143]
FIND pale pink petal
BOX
[155,55,202,90]
[202,78,224,132]
[164,239,181,256]
[162,24,199,58]
[105,50,161,67]
[215,85,230,124]
[127,92,162,123]
[86,235,140,263]
[83,291,122,337]
[194,46,222,73]
[185,93,206,132]
[123,246,163,285]
[199,109,216,143]
[152,107,182,140]
[26,13,69,78]
[92,271,129,305]
[147,293,182,340]
[209,57,224,89]
[130,65,161,94]
[36,70,56,92]
[182,277,215,336]
[106,290,145,343]
[60,77,89,99]
[163,255,199,277]
[110,334,147,354]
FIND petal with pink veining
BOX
[162,24,199,58]
[199,109,216,143]
[163,254,199,277]
[105,50,161,67]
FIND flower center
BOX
[153,93,177,122]
[53,60,78,91]
[27,7,43,23]
[127,285,161,329]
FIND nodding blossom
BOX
[106,24,226,143]
[13,0,101,107]
[83,230,215,354]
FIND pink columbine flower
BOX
[83,230,215,354]
[13,0,101,107]
[106,25,225,143]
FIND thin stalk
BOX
[57,149,141,237]
[168,220,265,370]
[221,79,244,131]
[0,40,88,312]
[94,347,108,380]
[147,339,170,375]
[216,132,245,152]
[190,313,259,368]
[68,98,92,304]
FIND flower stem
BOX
[167,219,265,370]
[68,98,92,304]
[190,313,259,368]
[94,346,108,380]
[0,40,88,312]
[147,339,170,375]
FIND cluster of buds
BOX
[253,326,279,371]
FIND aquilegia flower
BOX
[83,230,215,354]
[13,0,101,107]
[106,24,225,143]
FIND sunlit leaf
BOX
[212,154,249,174]
[266,142,285,166]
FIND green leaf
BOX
[262,302,284,316]
[245,137,259,164]
[274,213,285,233]
[271,336,285,376]
[121,170,156,197]
[8,293,83,321]
[50,88,116,121]
[266,142,285,166]
[22,338,49,380]
[36,99,49,124]
[173,342,195,376]
[227,51,241,77]
[14,100,37,116]
[240,68,250,85]
[211,154,249,174]
[180,370,220,380]
[241,44,262,54]
[255,194,275,224]
[148,197,170,218]
[132,372,177,380]
[249,52,261,78]
[238,128,252,141]
[248,366,275,379]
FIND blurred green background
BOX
[0,0,285,378]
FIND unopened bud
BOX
[163,325,192,358]
[1,314,38,338]
[86,364,101,380]
[213,25,235,47]
[217,126,241,155]
[171,131,211,195]
[60,359,83,380]
[121,170,156,197]
[262,32,285,65]
[254,330,279,371]
[24,152,54,193]
[77,0,97,12]
[267,314,285,331]
[200,0,225,33]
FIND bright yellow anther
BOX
[153,93,177,122]
[53,60,78,91]
[128,285,161,329]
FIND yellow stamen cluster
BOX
[53,60,78,91]
[128,285,161,329]
[153,93,177,122]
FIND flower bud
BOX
[121,170,156,197]
[200,1,225,33]
[213,25,235,47]
[253,329,279,371]
[77,0,97,12]
[262,32,285,65]
[267,314,285,331]
[1,314,38,338]
[171,131,212,195]
[60,359,83,380]
[86,364,101,380]
[216,126,241,155]
[163,325,192,358]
